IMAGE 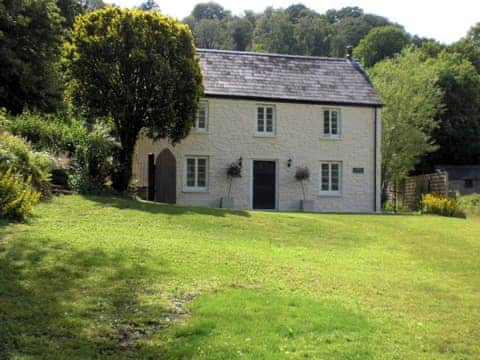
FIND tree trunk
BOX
[112,135,136,193]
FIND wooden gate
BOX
[155,148,176,204]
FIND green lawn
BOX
[1,196,479,359]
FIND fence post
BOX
[147,153,155,201]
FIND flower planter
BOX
[300,200,314,212]
[221,196,234,209]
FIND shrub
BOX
[295,166,310,200]
[420,193,465,218]
[1,110,87,154]
[0,168,40,221]
[69,123,119,194]
[458,193,480,207]
[0,131,57,196]
[226,161,242,198]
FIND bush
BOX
[1,110,87,154]
[458,193,480,207]
[0,168,40,221]
[69,123,119,194]
[420,193,465,218]
[0,131,57,196]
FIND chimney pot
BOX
[346,45,353,60]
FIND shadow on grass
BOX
[0,235,174,358]
[84,195,251,218]
[162,288,378,359]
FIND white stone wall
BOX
[133,97,381,212]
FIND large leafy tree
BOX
[65,7,203,191]
[354,25,410,67]
[369,48,443,195]
[0,0,64,115]
[418,51,480,168]
[252,8,295,54]
[56,0,105,28]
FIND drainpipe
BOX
[373,107,378,212]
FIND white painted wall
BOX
[133,97,381,212]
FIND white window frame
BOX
[322,109,341,138]
[319,161,342,195]
[255,105,276,136]
[184,156,209,192]
[194,101,208,132]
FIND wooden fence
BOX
[386,171,449,210]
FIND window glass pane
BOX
[321,163,329,191]
[331,111,338,135]
[196,103,206,129]
[266,118,273,132]
[197,159,206,187]
[331,163,339,191]
[257,107,265,132]
[187,159,196,187]
[324,110,330,134]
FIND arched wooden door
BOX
[155,148,176,204]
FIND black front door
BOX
[253,161,276,209]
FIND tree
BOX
[329,14,390,57]
[369,48,443,197]
[294,15,331,56]
[138,0,160,11]
[56,0,105,28]
[193,18,231,49]
[252,8,295,54]
[65,8,203,191]
[0,0,64,114]
[192,2,230,21]
[354,26,410,67]
[229,17,254,51]
[419,51,480,168]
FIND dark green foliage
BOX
[0,168,40,220]
[2,111,87,153]
[56,0,106,28]
[65,7,203,192]
[0,0,64,114]
[419,51,480,169]
[69,123,119,194]
[0,131,57,196]
[192,2,230,21]
[252,8,295,54]
[354,26,411,67]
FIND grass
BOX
[1,195,479,359]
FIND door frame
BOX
[250,159,279,210]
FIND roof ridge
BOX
[196,48,348,62]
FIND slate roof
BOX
[435,165,480,180]
[197,49,382,107]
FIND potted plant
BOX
[221,160,242,208]
[295,166,314,211]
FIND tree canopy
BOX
[369,48,443,192]
[0,0,64,115]
[354,26,410,67]
[65,7,203,191]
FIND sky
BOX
[103,0,480,44]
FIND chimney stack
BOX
[346,45,353,60]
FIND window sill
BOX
[182,188,209,193]
[254,133,276,138]
[318,192,342,197]
[192,129,209,134]
[321,135,341,140]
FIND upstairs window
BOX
[320,161,342,194]
[256,105,275,135]
[185,157,208,191]
[194,101,208,131]
[323,109,340,137]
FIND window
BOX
[464,179,474,188]
[320,162,342,194]
[194,101,208,131]
[323,109,340,137]
[256,105,275,135]
[185,157,208,191]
